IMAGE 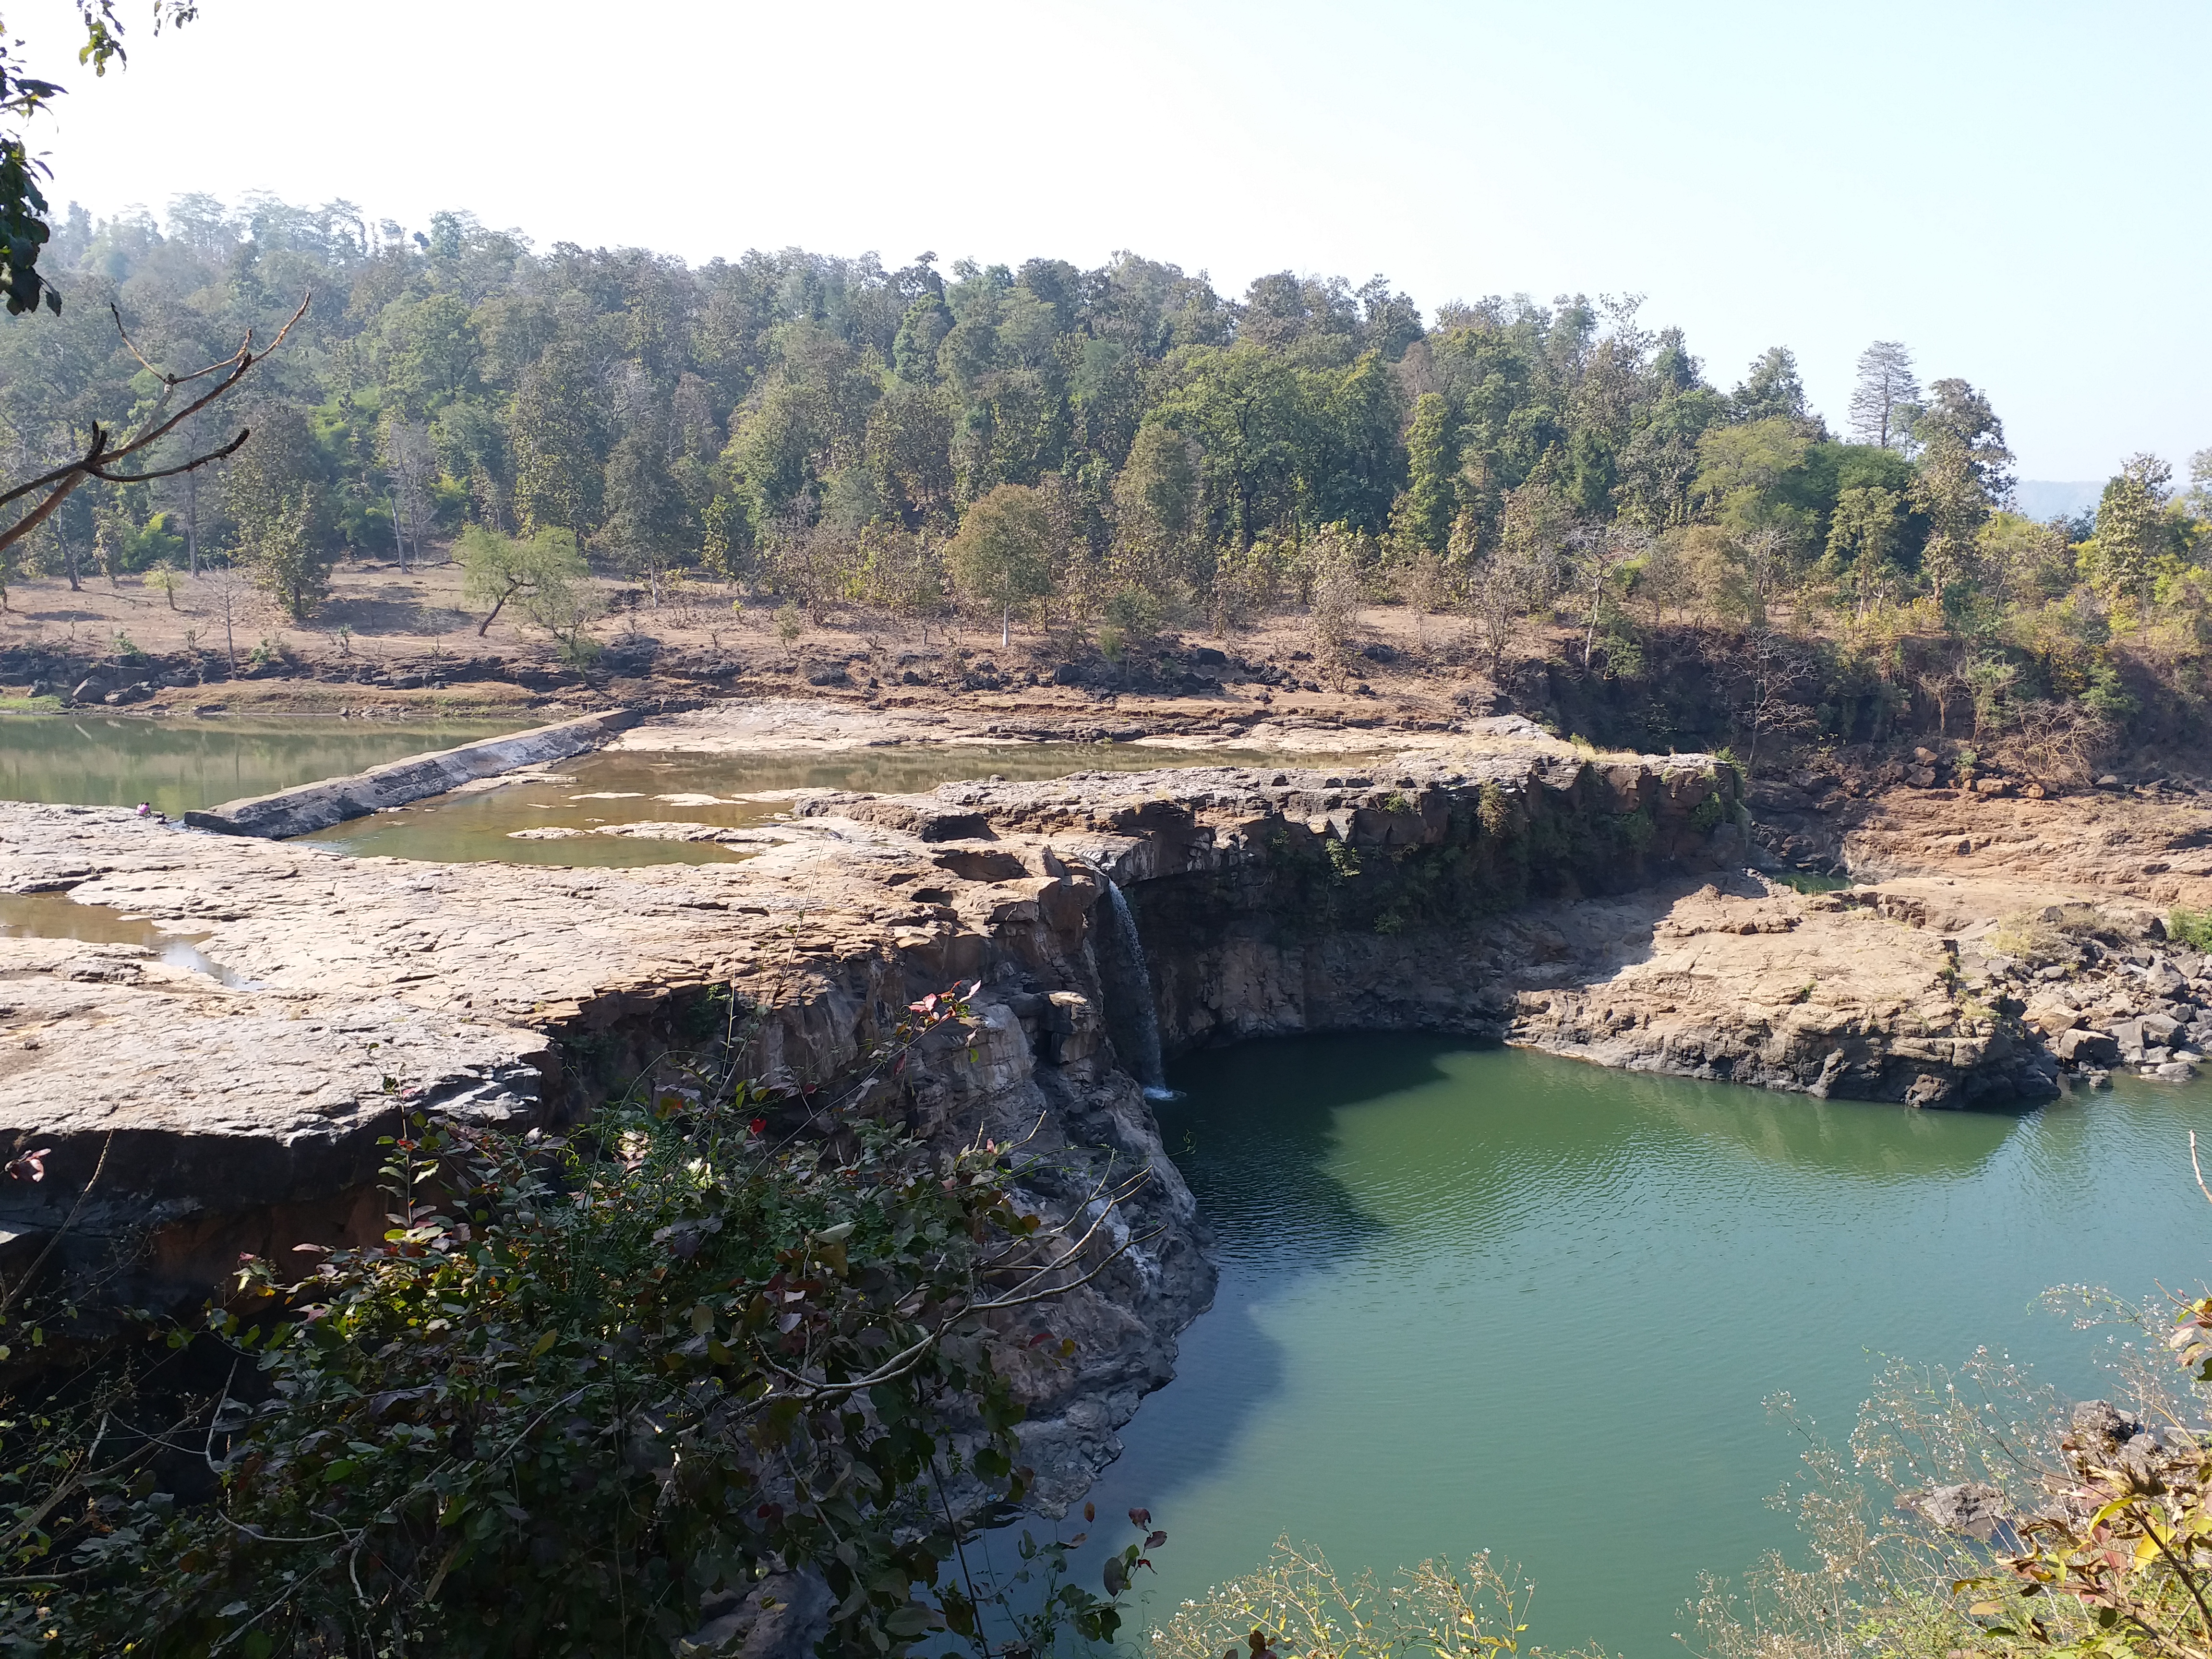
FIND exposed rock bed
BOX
[0,735,2196,1500]
[1752,767,2212,1086]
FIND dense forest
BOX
[3,193,2211,767]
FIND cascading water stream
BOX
[1100,876,1177,1100]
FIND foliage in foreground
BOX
[0,991,1149,1659]
[1148,1538,1597,1659]
[1693,1295,2212,1659]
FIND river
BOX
[0,714,1371,866]
[1047,1036,2212,1657]
[0,713,521,814]
[8,713,2196,1653]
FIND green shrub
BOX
[1476,782,1512,837]
[2171,908,2212,952]
[0,991,1151,1659]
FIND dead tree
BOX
[0,295,310,562]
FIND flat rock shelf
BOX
[0,735,2175,1510]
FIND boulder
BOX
[2056,1028,2121,1066]
[1911,1481,2010,1542]
[2144,959,2190,998]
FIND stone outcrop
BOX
[1746,771,2212,1085]
[0,737,2143,1499]
[182,709,639,837]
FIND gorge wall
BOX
[0,738,2092,1500]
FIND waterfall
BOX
[1102,877,1175,1100]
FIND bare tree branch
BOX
[0,293,309,561]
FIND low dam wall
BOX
[181,709,638,837]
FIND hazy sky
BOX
[14,0,2204,481]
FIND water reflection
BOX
[1062,1037,2212,1657]
[0,714,522,816]
[0,891,248,984]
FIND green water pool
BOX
[0,713,1384,867]
[295,744,1367,866]
[1038,1037,2212,1656]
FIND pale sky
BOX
[12,0,2204,481]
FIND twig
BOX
[204,1354,241,1473]
[0,1129,115,1320]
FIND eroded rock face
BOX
[0,742,2087,1502]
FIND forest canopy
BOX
[1,193,2207,694]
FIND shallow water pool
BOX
[296,745,1372,867]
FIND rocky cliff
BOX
[0,737,2120,1500]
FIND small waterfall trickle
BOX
[1101,877,1176,1100]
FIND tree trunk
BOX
[1001,602,1010,650]
[391,492,407,572]
[184,469,200,577]
[478,580,522,637]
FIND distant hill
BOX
[2015,480,2104,523]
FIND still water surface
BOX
[1053,1037,2212,1657]
[0,714,521,815]
[297,745,1347,866]
[0,715,1374,867]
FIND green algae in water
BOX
[1767,867,1854,893]
[1058,1038,2212,1657]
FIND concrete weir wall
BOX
[180,709,639,837]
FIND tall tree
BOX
[601,419,691,602]
[1730,347,1808,424]
[1823,484,1907,626]
[1910,378,2012,598]
[1115,421,1198,546]
[1847,341,1920,452]
[508,341,603,536]
[1400,392,1458,553]
[224,400,333,622]
[382,414,434,570]
[2083,452,2176,610]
